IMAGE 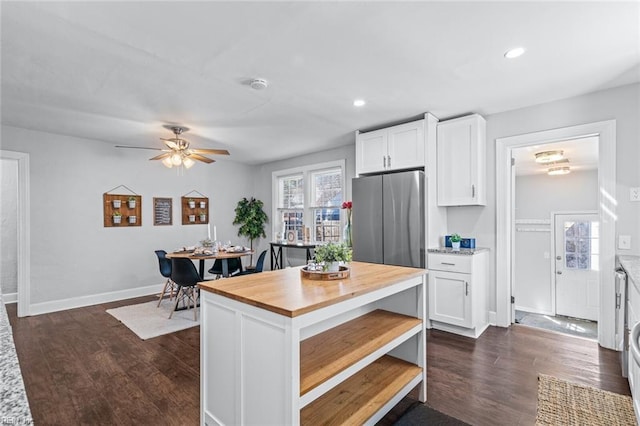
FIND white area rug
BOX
[106,300,199,340]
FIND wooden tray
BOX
[301,265,350,281]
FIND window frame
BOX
[272,159,346,244]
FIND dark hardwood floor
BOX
[7,298,630,425]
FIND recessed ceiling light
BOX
[353,99,366,107]
[504,47,526,59]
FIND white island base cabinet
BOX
[199,263,426,425]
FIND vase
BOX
[326,261,340,272]
[344,218,352,247]
[452,241,461,250]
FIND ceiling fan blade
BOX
[149,153,172,161]
[189,153,215,164]
[115,145,163,151]
[190,148,230,155]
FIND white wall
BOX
[253,144,356,269]
[514,170,598,314]
[447,82,640,314]
[0,125,254,312]
[0,159,18,295]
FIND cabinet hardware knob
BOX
[472,184,475,198]
[388,155,391,167]
[383,156,386,168]
[441,262,456,266]
[465,282,469,296]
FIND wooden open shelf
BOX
[300,309,421,397]
[181,196,209,225]
[300,355,421,425]
[103,193,142,227]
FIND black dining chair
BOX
[208,258,243,279]
[236,250,267,276]
[154,250,177,308]
[170,258,207,321]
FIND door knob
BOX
[556,256,562,260]
[557,271,563,275]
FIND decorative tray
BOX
[300,265,350,281]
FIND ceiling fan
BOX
[116,125,230,169]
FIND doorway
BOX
[496,120,617,349]
[0,150,30,317]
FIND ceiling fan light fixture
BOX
[183,157,195,169]
[548,165,571,176]
[171,153,182,166]
[162,157,173,168]
[535,150,564,163]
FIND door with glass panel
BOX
[553,213,599,321]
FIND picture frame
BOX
[286,230,297,243]
[153,197,173,226]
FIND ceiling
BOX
[1,2,638,165]
[512,136,599,176]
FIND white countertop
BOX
[619,255,640,287]
[428,247,489,256]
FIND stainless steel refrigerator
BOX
[352,170,424,268]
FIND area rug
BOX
[106,300,199,340]
[515,310,597,340]
[394,401,470,425]
[536,374,636,425]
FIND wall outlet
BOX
[631,187,640,202]
[619,235,632,250]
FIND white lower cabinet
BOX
[428,250,488,338]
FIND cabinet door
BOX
[356,129,387,175]
[437,114,486,206]
[429,270,472,328]
[387,121,425,171]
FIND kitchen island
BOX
[198,261,427,425]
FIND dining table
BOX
[166,249,254,279]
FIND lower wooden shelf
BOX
[300,309,421,397]
[300,355,421,425]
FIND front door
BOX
[554,213,599,321]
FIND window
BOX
[273,160,345,243]
[564,220,599,271]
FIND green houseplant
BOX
[233,197,268,266]
[314,242,353,272]
[450,233,462,250]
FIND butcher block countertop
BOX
[198,261,426,317]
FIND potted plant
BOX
[112,211,122,224]
[199,210,207,222]
[314,242,352,272]
[188,214,196,223]
[127,196,136,209]
[233,197,268,266]
[450,233,462,250]
[128,215,137,224]
[200,200,206,209]
[112,199,121,208]
[188,198,196,209]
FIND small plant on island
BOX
[314,242,352,271]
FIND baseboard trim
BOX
[2,292,18,304]
[489,311,497,326]
[28,284,162,316]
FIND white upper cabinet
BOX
[356,119,425,175]
[437,114,486,206]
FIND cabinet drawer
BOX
[428,253,472,273]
